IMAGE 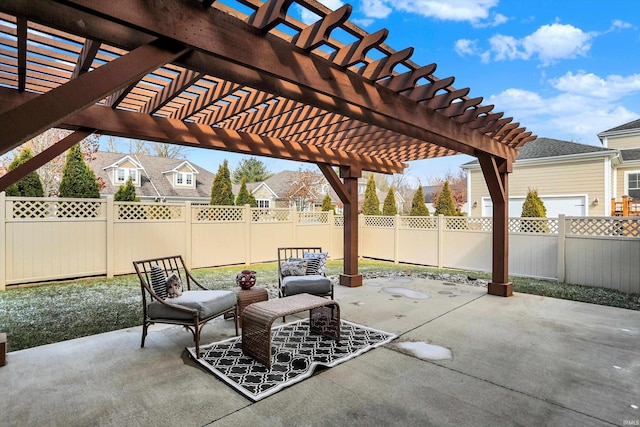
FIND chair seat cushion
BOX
[282,274,331,296]
[148,290,236,321]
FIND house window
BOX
[628,172,640,199]
[116,168,138,185]
[257,199,270,208]
[176,172,193,186]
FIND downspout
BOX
[134,154,164,202]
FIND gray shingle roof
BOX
[462,137,613,166]
[89,151,215,200]
[621,149,640,161]
[600,118,640,134]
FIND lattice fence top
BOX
[363,216,395,228]
[569,217,639,237]
[298,211,329,224]
[251,208,291,223]
[400,216,438,230]
[117,203,184,221]
[9,199,104,219]
[443,217,489,231]
[194,206,244,222]
[509,218,559,234]
[334,215,344,227]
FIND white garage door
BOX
[482,195,586,217]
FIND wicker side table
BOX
[226,286,269,321]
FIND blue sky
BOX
[107,0,640,184]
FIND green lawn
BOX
[1,259,638,352]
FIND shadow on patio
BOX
[1,276,638,426]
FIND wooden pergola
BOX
[0,0,535,296]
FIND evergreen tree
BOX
[409,186,430,216]
[362,173,380,215]
[434,181,459,216]
[58,144,100,198]
[521,189,548,232]
[235,175,257,207]
[4,147,44,197]
[382,186,398,216]
[321,194,335,213]
[231,157,271,184]
[210,159,234,205]
[521,189,547,217]
[114,177,138,202]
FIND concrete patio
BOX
[1,276,638,426]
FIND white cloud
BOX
[550,71,640,99]
[361,0,393,19]
[357,0,505,26]
[487,72,640,144]
[460,23,595,66]
[392,0,498,22]
[521,24,593,65]
[454,39,479,56]
[610,19,633,31]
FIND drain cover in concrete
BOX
[382,287,430,300]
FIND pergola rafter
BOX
[0,0,537,294]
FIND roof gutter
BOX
[134,154,164,202]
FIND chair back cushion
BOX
[282,275,331,296]
[303,251,328,275]
[150,265,168,299]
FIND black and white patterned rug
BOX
[187,319,396,401]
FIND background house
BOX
[461,118,640,218]
[598,118,640,215]
[239,170,405,214]
[89,152,215,203]
[461,137,617,217]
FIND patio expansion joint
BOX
[388,294,618,426]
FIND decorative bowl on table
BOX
[236,270,257,290]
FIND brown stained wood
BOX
[440,97,483,118]
[331,29,388,67]
[378,63,436,93]
[5,0,523,160]
[0,129,94,191]
[16,16,26,91]
[0,87,404,174]
[142,69,204,114]
[455,105,494,123]
[359,47,413,81]
[0,38,190,156]
[72,39,100,78]
[425,87,470,110]
[293,4,351,51]
[407,77,455,102]
[246,0,295,31]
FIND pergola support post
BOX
[317,163,362,287]
[477,153,513,297]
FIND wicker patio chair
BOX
[133,255,238,358]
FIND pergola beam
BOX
[11,0,518,161]
[0,87,405,175]
[0,37,189,157]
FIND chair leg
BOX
[141,321,149,348]
[194,326,201,359]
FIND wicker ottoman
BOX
[225,286,269,321]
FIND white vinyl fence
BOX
[1,193,638,294]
